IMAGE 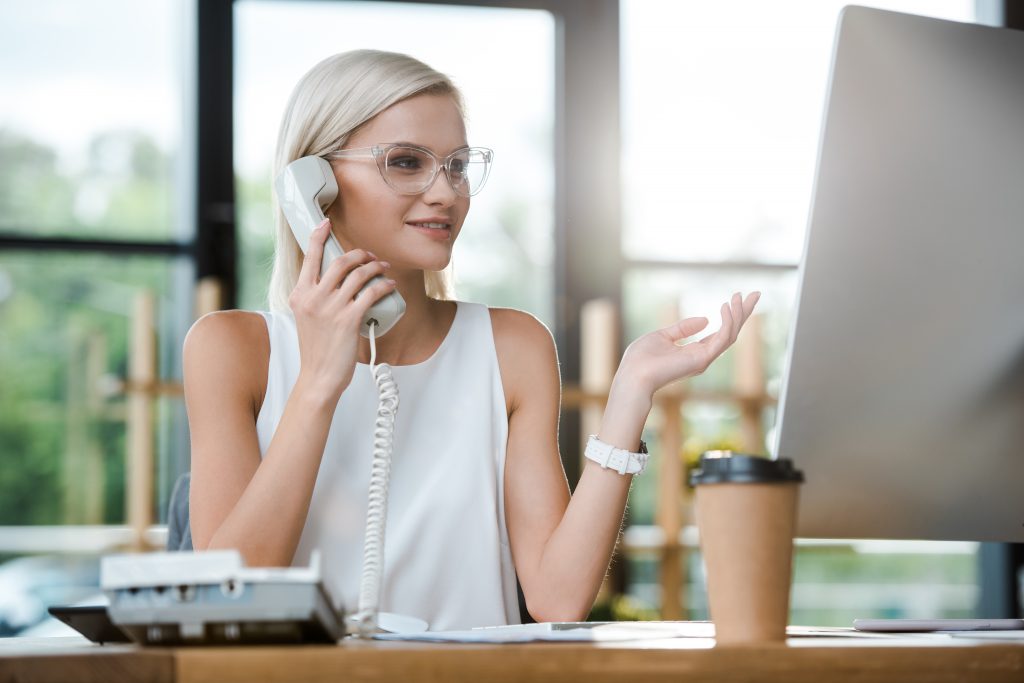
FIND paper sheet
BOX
[372,622,916,643]
[947,630,1024,640]
[373,621,715,643]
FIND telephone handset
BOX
[273,155,422,636]
[274,156,406,338]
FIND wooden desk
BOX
[3,634,1024,683]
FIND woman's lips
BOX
[407,221,452,240]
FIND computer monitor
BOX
[775,6,1024,542]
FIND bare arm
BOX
[184,311,338,566]
[502,293,759,620]
[186,222,395,567]
[525,384,649,622]
[499,310,638,621]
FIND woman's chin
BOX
[417,253,453,272]
[392,256,451,273]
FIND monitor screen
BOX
[775,6,1024,542]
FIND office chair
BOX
[166,472,193,552]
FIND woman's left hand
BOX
[618,292,761,398]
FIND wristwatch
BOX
[584,435,649,475]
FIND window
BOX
[0,0,192,637]
[0,0,191,529]
[619,0,980,625]
[0,1,187,242]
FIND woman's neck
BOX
[355,270,455,366]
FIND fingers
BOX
[699,291,760,346]
[320,248,386,296]
[729,293,744,343]
[351,276,399,317]
[663,316,709,342]
[741,291,761,324]
[298,218,332,288]
[334,257,393,302]
[713,301,735,353]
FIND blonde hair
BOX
[266,50,462,312]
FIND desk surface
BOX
[3,635,1024,683]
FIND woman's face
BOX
[326,93,470,273]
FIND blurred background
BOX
[0,0,1013,636]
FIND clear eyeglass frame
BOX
[325,143,494,198]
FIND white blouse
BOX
[254,301,521,630]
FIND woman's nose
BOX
[421,169,459,206]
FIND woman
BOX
[183,49,759,631]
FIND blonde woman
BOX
[183,49,759,631]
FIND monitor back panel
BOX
[776,7,1024,542]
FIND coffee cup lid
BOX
[689,451,804,486]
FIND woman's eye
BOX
[389,156,423,171]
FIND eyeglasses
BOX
[325,143,493,198]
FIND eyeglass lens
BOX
[383,146,490,196]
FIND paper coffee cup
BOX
[690,451,804,644]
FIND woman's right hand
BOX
[288,218,396,404]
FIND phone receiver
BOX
[274,156,406,338]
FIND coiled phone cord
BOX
[352,320,399,638]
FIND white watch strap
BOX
[584,435,649,475]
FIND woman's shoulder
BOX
[483,305,557,370]
[485,305,554,349]
[485,306,559,412]
[185,309,270,350]
[183,309,270,415]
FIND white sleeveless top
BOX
[254,301,521,630]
